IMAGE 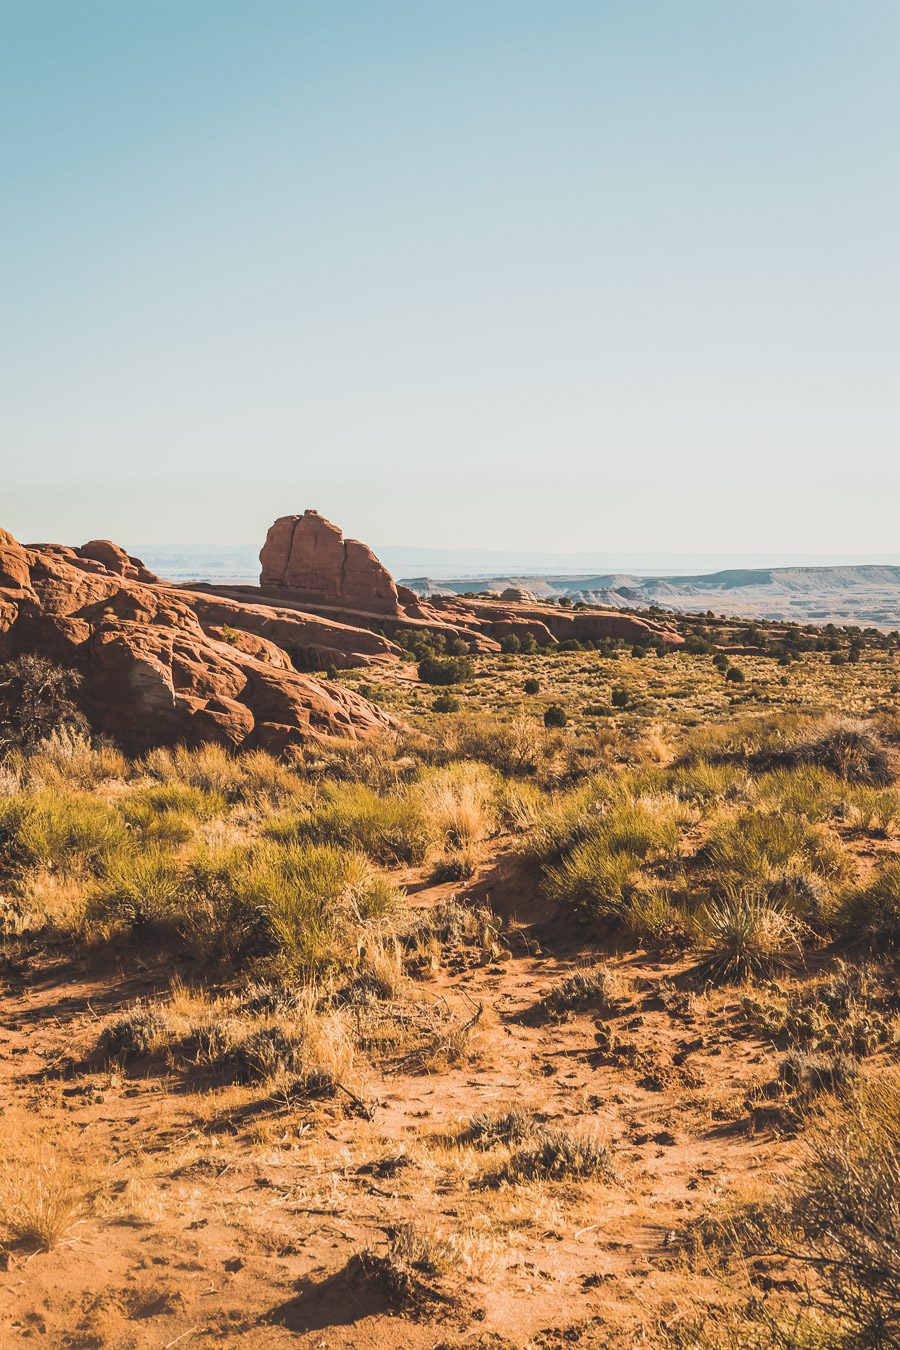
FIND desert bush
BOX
[703,809,847,886]
[543,704,567,729]
[125,783,226,823]
[670,759,749,805]
[0,790,128,874]
[0,655,87,757]
[523,678,540,695]
[89,845,184,932]
[756,765,845,823]
[755,717,893,787]
[543,964,626,1016]
[782,1073,900,1347]
[845,787,900,837]
[97,1004,173,1060]
[185,839,398,975]
[837,862,900,950]
[268,781,430,865]
[696,887,803,983]
[417,655,473,686]
[225,1024,304,1083]
[545,838,641,922]
[432,694,460,713]
[435,712,552,777]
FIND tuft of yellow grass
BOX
[0,1152,85,1252]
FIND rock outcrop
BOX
[0,508,683,755]
[253,511,681,651]
[0,528,396,754]
[260,510,400,615]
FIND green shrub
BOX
[89,845,184,931]
[432,694,460,713]
[543,704,567,729]
[417,655,473,686]
[0,791,128,873]
[523,678,540,695]
[267,782,430,865]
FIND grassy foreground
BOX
[1,639,898,1348]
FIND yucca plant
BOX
[697,886,803,983]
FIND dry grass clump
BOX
[696,888,804,983]
[456,1108,615,1186]
[0,789,129,874]
[17,729,128,791]
[459,1108,539,1150]
[837,861,900,951]
[703,809,847,889]
[0,1153,86,1253]
[782,1073,900,1347]
[355,1224,455,1312]
[756,717,893,787]
[416,761,499,879]
[490,1124,615,1185]
[536,777,684,926]
[542,963,627,1016]
[96,1003,173,1061]
[432,711,557,777]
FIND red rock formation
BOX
[176,587,401,670]
[254,510,680,650]
[259,510,401,615]
[0,528,397,754]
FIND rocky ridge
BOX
[0,510,681,753]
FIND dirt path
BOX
[0,855,795,1349]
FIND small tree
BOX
[0,654,87,755]
[417,655,473,686]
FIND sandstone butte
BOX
[0,513,681,753]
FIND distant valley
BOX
[401,565,900,630]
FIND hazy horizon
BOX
[4,2,900,551]
[131,542,900,589]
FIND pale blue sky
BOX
[2,1,898,555]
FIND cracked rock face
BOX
[259,511,400,616]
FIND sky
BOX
[2,0,899,557]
